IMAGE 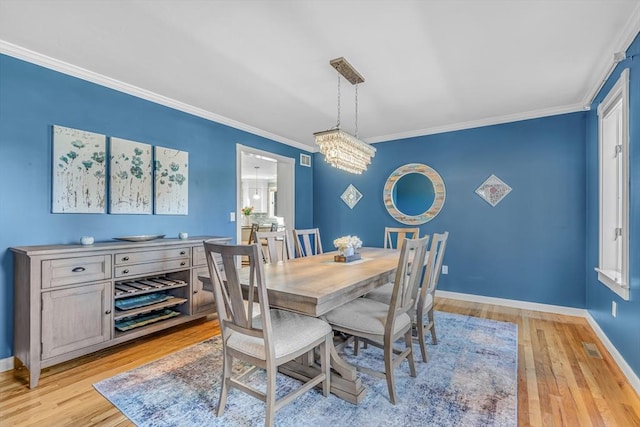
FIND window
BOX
[596,68,629,300]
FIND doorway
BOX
[236,144,295,245]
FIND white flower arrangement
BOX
[333,235,363,254]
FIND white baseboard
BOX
[0,356,13,373]
[436,290,640,398]
[436,290,589,317]
[585,313,640,397]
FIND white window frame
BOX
[595,68,629,300]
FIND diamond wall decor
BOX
[341,184,363,209]
[475,174,512,207]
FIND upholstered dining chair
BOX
[322,236,429,404]
[203,241,331,427]
[292,228,323,257]
[242,223,261,267]
[366,232,449,363]
[415,231,448,361]
[247,223,260,244]
[254,230,293,264]
[384,227,420,249]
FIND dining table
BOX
[198,246,400,404]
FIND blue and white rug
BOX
[94,311,517,426]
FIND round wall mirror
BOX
[383,163,446,225]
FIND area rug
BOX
[94,311,517,426]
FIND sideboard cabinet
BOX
[11,235,230,388]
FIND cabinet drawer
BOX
[114,247,190,265]
[42,256,112,288]
[115,259,189,278]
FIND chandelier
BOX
[314,57,376,174]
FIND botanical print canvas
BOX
[109,137,152,214]
[52,125,106,213]
[154,146,188,215]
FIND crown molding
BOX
[365,102,585,144]
[0,40,312,153]
[582,3,640,107]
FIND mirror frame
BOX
[383,163,446,225]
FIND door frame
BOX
[236,144,295,245]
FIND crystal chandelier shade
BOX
[314,57,376,174]
[314,129,376,174]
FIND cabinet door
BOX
[192,266,216,315]
[41,282,112,359]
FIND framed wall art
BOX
[109,137,152,214]
[52,125,106,213]
[154,146,189,215]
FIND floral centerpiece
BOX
[333,235,363,257]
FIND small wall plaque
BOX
[475,174,512,207]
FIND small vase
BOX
[343,247,355,257]
[243,215,250,226]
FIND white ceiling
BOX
[1,0,639,151]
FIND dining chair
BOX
[292,228,323,257]
[241,223,261,267]
[322,236,429,404]
[415,231,448,361]
[384,227,420,249]
[255,229,293,263]
[365,232,449,363]
[203,241,331,427]
[247,223,260,244]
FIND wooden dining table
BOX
[198,246,400,404]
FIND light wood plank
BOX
[2,299,640,426]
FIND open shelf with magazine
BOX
[113,270,190,336]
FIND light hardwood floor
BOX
[1,298,639,426]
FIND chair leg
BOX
[404,330,417,377]
[216,353,232,416]
[416,319,428,363]
[320,336,330,397]
[383,338,397,405]
[265,365,277,427]
[353,336,360,356]
[428,309,437,344]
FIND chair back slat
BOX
[293,228,323,257]
[255,230,293,263]
[384,227,420,249]
[386,236,429,328]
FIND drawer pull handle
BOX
[72,267,86,273]
[122,269,130,274]
[193,289,199,294]
[122,256,130,261]
[180,251,186,255]
[180,262,186,266]
[105,309,112,315]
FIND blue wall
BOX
[585,34,640,376]
[314,113,587,308]
[0,54,313,359]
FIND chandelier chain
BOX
[355,83,359,138]
[336,74,341,129]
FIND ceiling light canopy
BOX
[314,57,376,175]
